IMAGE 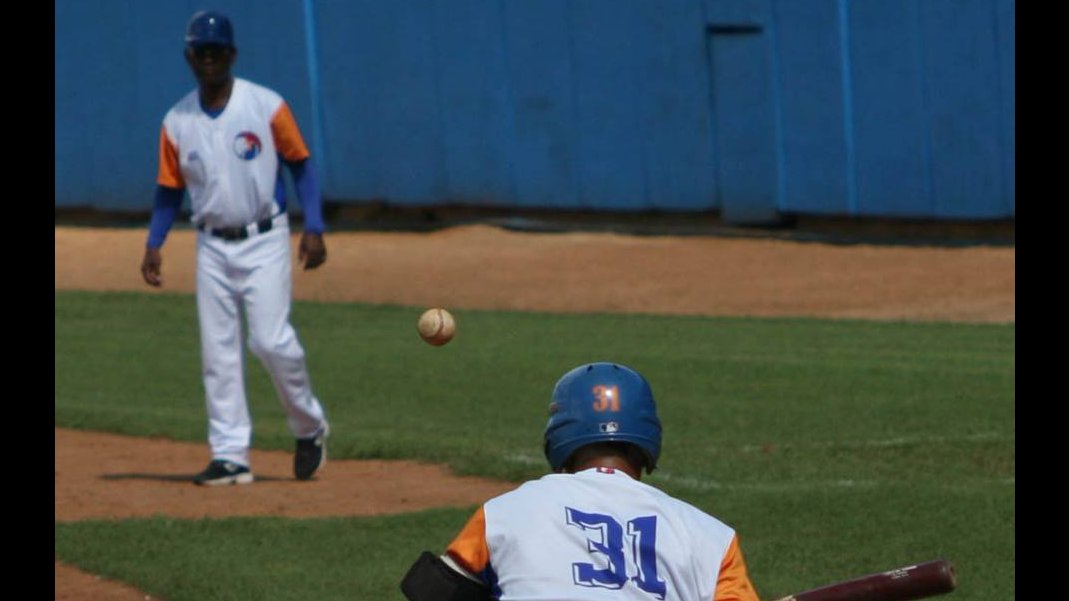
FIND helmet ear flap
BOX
[621,443,656,474]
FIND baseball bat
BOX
[772,559,957,601]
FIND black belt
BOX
[197,217,275,241]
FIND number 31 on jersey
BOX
[566,507,668,599]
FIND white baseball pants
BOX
[195,216,327,468]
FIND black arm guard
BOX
[400,551,491,601]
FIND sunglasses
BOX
[190,44,233,60]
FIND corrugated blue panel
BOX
[501,1,579,208]
[703,0,769,25]
[55,0,1014,219]
[432,0,514,205]
[56,1,160,209]
[316,0,446,204]
[997,0,1015,216]
[922,0,1005,218]
[569,1,647,210]
[707,29,780,223]
[849,0,933,217]
[55,0,113,207]
[637,1,718,211]
[772,0,850,215]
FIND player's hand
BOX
[141,248,163,287]
[299,232,327,270]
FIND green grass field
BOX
[54,290,1015,600]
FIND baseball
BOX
[417,308,456,346]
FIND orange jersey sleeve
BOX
[270,102,311,162]
[714,535,761,601]
[445,506,491,576]
[156,126,184,188]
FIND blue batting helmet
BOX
[185,10,235,48]
[544,362,662,473]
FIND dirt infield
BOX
[56,224,1015,321]
[54,224,1015,599]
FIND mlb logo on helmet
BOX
[599,421,620,433]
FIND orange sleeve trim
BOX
[271,102,311,162]
[445,506,491,575]
[156,126,184,188]
[713,535,761,601]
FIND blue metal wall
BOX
[312,0,717,211]
[54,0,1015,221]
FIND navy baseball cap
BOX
[185,10,235,48]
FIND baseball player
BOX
[400,362,762,601]
[140,10,330,486]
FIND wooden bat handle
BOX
[773,559,957,601]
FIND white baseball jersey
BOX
[153,77,327,468]
[446,467,760,601]
[157,77,310,229]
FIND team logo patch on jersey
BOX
[233,132,262,160]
